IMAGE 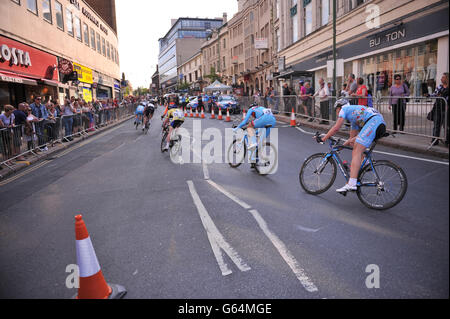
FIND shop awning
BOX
[0,72,38,86]
[39,79,60,86]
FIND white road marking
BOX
[295,127,449,166]
[295,225,322,233]
[248,209,318,293]
[187,181,251,276]
[206,180,252,210]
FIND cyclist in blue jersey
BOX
[319,99,387,193]
[234,104,277,150]
[135,103,145,128]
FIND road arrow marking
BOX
[187,180,251,276]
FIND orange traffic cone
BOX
[190,107,193,118]
[201,107,205,119]
[184,107,188,117]
[218,108,223,120]
[225,108,231,122]
[290,108,297,127]
[211,107,215,119]
[195,108,199,118]
[74,215,126,299]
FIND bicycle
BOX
[143,115,151,135]
[160,120,183,162]
[299,132,408,210]
[227,124,277,176]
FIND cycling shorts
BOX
[145,108,154,116]
[356,115,386,148]
[170,119,184,128]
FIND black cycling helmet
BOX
[334,98,350,110]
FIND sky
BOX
[115,0,238,89]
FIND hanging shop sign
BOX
[0,35,58,81]
[58,58,73,75]
[73,62,93,84]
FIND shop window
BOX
[27,0,38,15]
[66,9,73,36]
[55,1,63,30]
[42,0,52,23]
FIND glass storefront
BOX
[358,39,438,98]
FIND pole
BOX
[333,0,337,96]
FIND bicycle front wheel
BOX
[161,131,168,153]
[299,153,337,195]
[227,139,247,168]
[357,160,408,211]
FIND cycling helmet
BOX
[334,98,350,110]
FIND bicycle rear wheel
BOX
[161,131,168,153]
[255,142,278,175]
[357,160,408,211]
[299,153,337,195]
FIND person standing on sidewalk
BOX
[314,78,330,124]
[389,74,410,133]
[282,83,291,113]
[428,72,449,146]
[347,74,358,105]
[61,97,75,141]
[352,78,368,106]
[30,96,49,151]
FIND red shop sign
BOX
[0,35,58,81]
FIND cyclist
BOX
[135,102,145,128]
[234,104,276,150]
[161,95,185,151]
[143,103,155,130]
[318,99,387,193]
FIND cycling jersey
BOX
[135,104,145,115]
[237,106,276,137]
[339,105,386,147]
[144,104,155,115]
[168,108,185,128]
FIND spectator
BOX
[389,74,410,133]
[428,72,449,146]
[30,96,48,151]
[72,99,82,135]
[45,102,57,144]
[340,84,349,97]
[304,82,315,121]
[24,106,39,153]
[0,105,16,160]
[61,96,75,141]
[314,78,330,124]
[327,82,335,97]
[299,81,308,119]
[282,83,291,112]
[346,74,358,105]
[367,89,374,108]
[352,77,368,106]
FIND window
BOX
[83,23,89,45]
[55,1,63,30]
[66,9,73,36]
[42,0,52,23]
[96,32,101,53]
[304,1,312,36]
[111,46,115,62]
[223,38,226,49]
[102,37,106,56]
[90,29,96,49]
[27,0,38,15]
[321,0,329,26]
[107,42,111,59]
[74,16,82,41]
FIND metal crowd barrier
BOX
[236,95,448,144]
[0,102,137,170]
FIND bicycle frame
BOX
[320,140,381,187]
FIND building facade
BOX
[178,51,204,93]
[158,17,224,93]
[0,0,120,109]
[275,0,449,96]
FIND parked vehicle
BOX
[215,95,241,114]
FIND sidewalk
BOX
[0,115,134,181]
[275,114,449,160]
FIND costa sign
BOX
[0,44,32,67]
[0,35,58,81]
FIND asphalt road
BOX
[0,106,448,299]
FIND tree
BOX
[204,67,222,83]
[178,82,191,91]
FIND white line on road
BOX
[248,209,318,293]
[187,180,251,276]
[295,224,322,233]
[206,179,252,210]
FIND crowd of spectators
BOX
[1,95,137,166]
